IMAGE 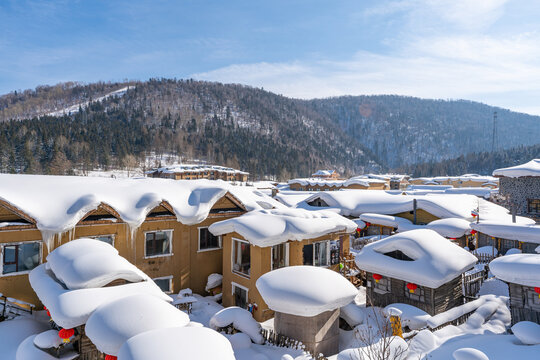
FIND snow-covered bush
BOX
[209,306,264,344]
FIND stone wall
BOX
[499,177,540,216]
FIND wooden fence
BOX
[0,295,34,321]
[462,267,488,298]
[471,252,496,264]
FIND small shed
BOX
[490,254,540,325]
[355,229,477,315]
[256,266,357,356]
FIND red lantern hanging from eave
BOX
[373,273,383,283]
[470,230,477,235]
[365,222,371,227]
[449,238,457,240]
[471,213,477,218]
[58,328,75,343]
[105,355,117,360]
[406,283,418,293]
[535,287,540,299]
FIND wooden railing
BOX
[471,252,496,264]
[260,328,328,360]
[462,267,488,298]
[0,294,34,321]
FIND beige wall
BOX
[221,232,350,322]
[0,196,243,309]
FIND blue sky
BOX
[2,0,540,114]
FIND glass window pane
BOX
[154,278,171,293]
[232,240,250,276]
[145,231,171,256]
[93,236,113,245]
[3,245,16,263]
[18,243,40,272]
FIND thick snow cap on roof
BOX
[289,177,386,188]
[301,190,531,224]
[354,229,477,288]
[86,293,190,356]
[360,214,471,238]
[117,326,235,360]
[471,222,540,244]
[46,238,147,289]
[490,254,540,287]
[29,264,170,329]
[0,174,283,236]
[256,266,358,317]
[493,159,540,178]
[208,208,356,247]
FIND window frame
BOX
[271,243,289,270]
[85,234,115,247]
[524,286,540,311]
[373,276,391,294]
[144,229,174,259]
[1,241,42,277]
[313,240,331,267]
[152,275,173,294]
[404,284,426,303]
[231,282,249,309]
[528,199,540,214]
[197,226,222,252]
[231,237,251,278]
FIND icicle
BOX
[40,230,57,253]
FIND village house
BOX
[471,222,540,255]
[490,254,540,325]
[311,169,340,179]
[288,176,387,191]
[409,174,499,189]
[354,229,478,316]
[493,159,540,221]
[146,164,249,182]
[0,174,282,309]
[207,208,357,322]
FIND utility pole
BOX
[491,111,498,152]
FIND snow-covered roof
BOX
[255,266,358,317]
[29,264,170,329]
[208,208,356,247]
[312,170,336,176]
[273,190,318,207]
[490,254,540,287]
[410,175,499,184]
[288,177,387,188]
[299,190,531,224]
[354,229,477,288]
[470,222,540,244]
[0,174,283,240]
[85,293,190,356]
[493,159,540,178]
[117,326,235,360]
[46,238,147,289]
[149,163,249,175]
[359,214,471,238]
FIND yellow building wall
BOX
[221,232,350,322]
[393,209,440,224]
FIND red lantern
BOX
[449,238,457,240]
[470,230,477,235]
[105,355,117,360]
[406,283,417,293]
[373,273,382,283]
[58,328,75,343]
[535,287,540,299]
[471,213,477,217]
[365,222,371,227]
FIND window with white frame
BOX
[145,230,172,257]
[302,240,331,267]
[373,277,391,293]
[153,276,172,293]
[198,227,221,251]
[2,242,41,275]
[232,238,250,277]
[271,243,289,270]
[232,283,248,309]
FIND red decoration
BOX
[356,227,362,233]
[535,287,540,299]
[373,273,382,283]
[365,222,371,227]
[471,213,477,217]
[406,283,418,293]
[470,230,477,235]
[58,328,75,343]
[449,238,457,240]
[105,355,117,360]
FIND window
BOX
[271,243,289,270]
[528,199,540,214]
[373,277,391,294]
[524,287,540,311]
[232,239,250,277]
[383,250,414,261]
[2,242,41,275]
[232,283,248,309]
[87,235,114,246]
[404,284,425,302]
[198,227,221,251]
[153,276,172,293]
[303,241,331,267]
[145,230,172,257]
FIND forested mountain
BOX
[1,79,539,179]
[309,96,540,168]
[397,144,540,177]
[0,79,378,179]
